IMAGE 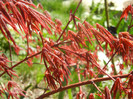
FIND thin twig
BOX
[52,40,72,47]
[128,16,133,31]
[0,51,42,77]
[40,29,44,46]
[95,47,120,78]
[8,39,12,67]
[111,58,117,75]
[10,51,42,69]
[116,19,123,31]
[26,34,29,56]
[56,0,82,42]
[91,81,103,94]
[36,73,129,98]
[0,39,70,77]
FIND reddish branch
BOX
[0,40,71,77]
[8,40,12,67]
[56,0,82,42]
[37,73,130,99]
[91,81,103,94]
[95,47,120,78]
[0,51,41,77]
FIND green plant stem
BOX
[116,19,123,31]
[36,73,130,98]
[111,58,117,75]
[104,0,109,27]
[8,40,12,67]
[128,16,133,31]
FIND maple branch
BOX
[73,0,82,15]
[0,39,70,77]
[91,81,103,94]
[56,0,82,42]
[26,34,30,56]
[0,51,42,77]
[37,73,130,99]
[95,46,119,78]
[111,58,117,75]
[0,0,83,78]
[8,39,12,67]
[11,51,42,69]
[56,20,71,42]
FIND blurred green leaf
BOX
[68,89,73,99]
[58,91,65,99]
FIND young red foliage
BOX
[76,90,86,99]
[0,54,18,78]
[105,86,111,99]
[88,93,95,99]
[5,81,26,99]
[42,43,70,89]
[1,0,133,98]
[120,5,132,20]
[127,74,133,91]
[128,91,133,99]
[111,78,124,99]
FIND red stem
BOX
[56,21,71,42]
[91,81,103,94]
[56,0,82,42]
[39,30,44,46]
[42,54,50,73]
[0,39,71,77]
[10,51,42,69]
[8,38,12,67]
[26,34,29,56]
[95,46,120,78]
[36,73,129,99]
[0,51,42,77]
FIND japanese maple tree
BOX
[0,0,133,99]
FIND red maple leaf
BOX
[120,5,132,20]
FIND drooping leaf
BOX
[120,5,131,20]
